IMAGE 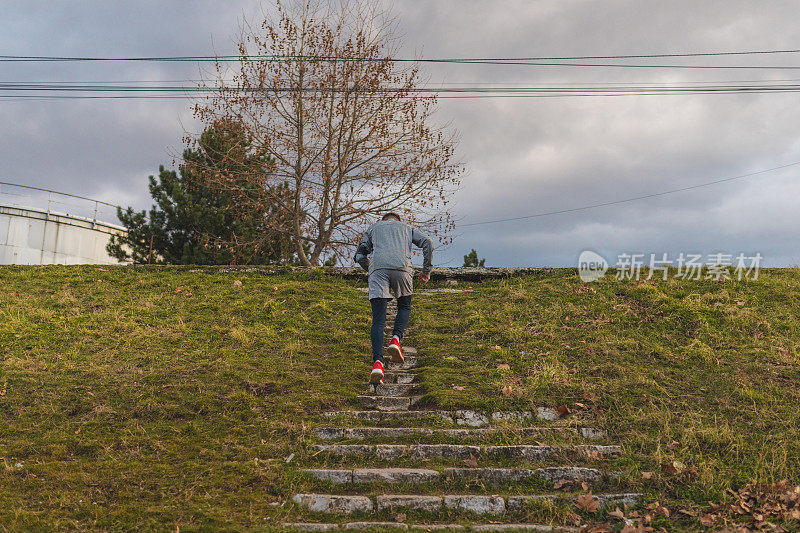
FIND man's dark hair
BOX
[382,212,401,221]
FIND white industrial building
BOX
[0,183,127,265]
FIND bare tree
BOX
[189,0,463,266]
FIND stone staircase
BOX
[283,300,640,531]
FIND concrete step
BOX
[444,466,603,486]
[315,426,607,441]
[284,524,576,532]
[298,466,606,486]
[291,492,639,515]
[365,383,416,397]
[381,345,417,355]
[507,492,641,510]
[357,395,422,411]
[299,468,440,484]
[382,372,417,384]
[323,410,453,423]
[292,493,373,513]
[313,444,621,461]
[387,356,418,371]
[323,409,569,426]
[472,526,577,532]
[284,523,409,531]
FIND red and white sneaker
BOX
[369,361,385,384]
[386,336,404,363]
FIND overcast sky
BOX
[2,1,800,267]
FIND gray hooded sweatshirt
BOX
[353,219,433,275]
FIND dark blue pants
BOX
[370,296,412,363]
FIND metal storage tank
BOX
[0,183,127,265]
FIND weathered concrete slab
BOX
[471,525,577,532]
[322,410,454,423]
[595,492,642,508]
[314,444,481,460]
[576,445,622,458]
[315,427,345,440]
[394,373,417,384]
[357,395,421,411]
[483,444,621,461]
[292,493,373,513]
[443,468,540,483]
[580,427,607,439]
[323,410,383,422]
[352,468,440,484]
[454,410,490,427]
[484,445,560,461]
[344,523,408,530]
[315,426,607,441]
[366,383,416,397]
[491,409,563,422]
[298,468,353,484]
[377,495,443,512]
[443,495,505,514]
[443,467,603,485]
[282,523,340,531]
[490,411,537,423]
[506,493,642,511]
[345,427,433,439]
[315,444,374,456]
[314,444,616,461]
[536,466,603,484]
[382,372,417,384]
[387,357,418,370]
[409,526,466,531]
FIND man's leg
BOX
[392,295,412,340]
[370,297,390,363]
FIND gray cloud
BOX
[2,0,799,266]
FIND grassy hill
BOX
[1,266,798,531]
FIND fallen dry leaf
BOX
[661,460,686,476]
[556,404,571,417]
[501,385,513,396]
[496,363,510,370]
[233,279,242,286]
[575,492,600,513]
[452,385,466,391]
[463,453,479,468]
[492,345,502,350]
[641,471,653,480]
[609,507,626,519]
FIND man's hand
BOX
[419,272,430,283]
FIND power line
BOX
[3,48,800,61]
[4,81,800,101]
[459,161,800,227]
[3,50,800,69]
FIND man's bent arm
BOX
[412,228,433,274]
[353,227,373,271]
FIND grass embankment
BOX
[1,266,798,530]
